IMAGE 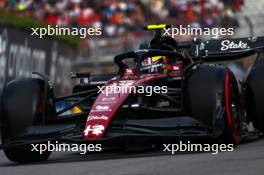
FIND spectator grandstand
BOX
[0,0,243,37]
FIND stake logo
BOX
[221,40,250,51]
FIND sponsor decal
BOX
[90,81,107,85]
[88,115,108,120]
[221,40,250,51]
[95,105,110,111]
[91,105,111,112]
[117,80,134,85]
[84,124,105,136]
[102,97,116,102]
[172,66,180,70]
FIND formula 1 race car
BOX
[1,24,264,163]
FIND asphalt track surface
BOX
[0,139,264,175]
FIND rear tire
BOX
[186,66,241,145]
[1,78,51,163]
[247,63,264,132]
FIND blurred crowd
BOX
[0,0,244,37]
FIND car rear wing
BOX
[196,36,264,62]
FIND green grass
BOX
[0,10,81,47]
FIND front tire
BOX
[1,78,51,163]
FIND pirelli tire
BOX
[247,63,264,132]
[1,78,51,163]
[186,65,242,145]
